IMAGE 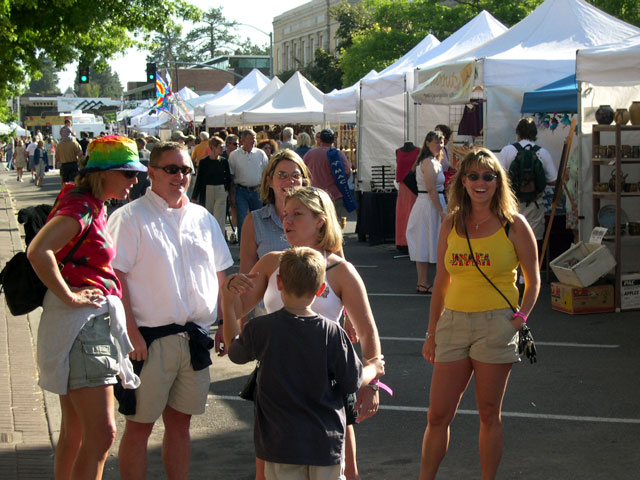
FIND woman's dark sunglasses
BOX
[120,171,138,179]
[152,164,193,175]
[466,172,497,182]
[275,171,302,180]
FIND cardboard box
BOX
[551,282,615,314]
[550,228,616,287]
[621,274,640,311]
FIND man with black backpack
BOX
[498,118,556,241]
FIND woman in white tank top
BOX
[229,186,382,480]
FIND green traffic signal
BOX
[79,67,89,83]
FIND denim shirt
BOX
[251,203,290,259]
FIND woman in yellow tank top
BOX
[419,148,540,480]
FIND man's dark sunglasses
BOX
[152,164,193,175]
[120,171,138,179]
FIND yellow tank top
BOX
[444,223,519,312]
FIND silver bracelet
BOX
[426,332,435,339]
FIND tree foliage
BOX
[301,49,343,93]
[74,64,123,98]
[0,0,200,120]
[147,26,197,66]
[27,57,61,96]
[234,39,270,56]
[185,7,238,59]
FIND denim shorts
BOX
[68,313,119,391]
[434,308,520,364]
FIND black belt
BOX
[418,190,444,194]
[236,184,259,191]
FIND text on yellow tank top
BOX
[444,223,519,312]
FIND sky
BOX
[57,0,309,93]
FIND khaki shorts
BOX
[68,313,119,391]
[435,308,519,364]
[265,462,344,480]
[519,200,545,240]
[127,333,210,423]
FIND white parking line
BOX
[379,336,619,348]
[210,395,640,425]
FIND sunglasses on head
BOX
[466,172,497,182]
[120,171,138,179]
[275,171,302,180]
[152,164,193,175]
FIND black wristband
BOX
[217,318,224,326]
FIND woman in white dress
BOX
[406,131,446,294]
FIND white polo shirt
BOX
[26,141,38,158]
[228,147,268,188]
[497,140,557,183]
[108,189,233,329]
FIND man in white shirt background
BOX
[227,129,268,242]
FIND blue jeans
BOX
[234,186,262,243]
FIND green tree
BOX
[27,56,62,96]
[302,49,343,93]
[0,0,200,121]
[185,7,238,59]
[330,0,374,49]
[74,64,123,98]
[589,0,640,26]
[147,26,196,67]
[234,38,270,56]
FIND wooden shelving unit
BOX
[592,124,640,310]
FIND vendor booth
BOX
[411,0,639,152]
[356,11,507,191]
[202,69,270,124]
[576,34,640,310]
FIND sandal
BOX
[416,284,433,295]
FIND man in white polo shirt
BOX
[228,128,268,242]
[108,141,233,480]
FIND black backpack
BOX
[508,143,546,204]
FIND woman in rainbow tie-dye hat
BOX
[27,135,145,479]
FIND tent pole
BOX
[577,80,584,242]
[356,83,363,192]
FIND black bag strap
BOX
[463,222,516,313]
[57,214,94,270]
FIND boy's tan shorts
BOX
[435,308,519,364]
[127,333,210,423]
[264,462,344,480]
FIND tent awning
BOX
[521,74,577,113]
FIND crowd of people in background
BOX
[5,117,542,480]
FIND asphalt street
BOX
[5,168,640,479]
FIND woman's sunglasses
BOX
[152,164,193,175]
[120,171,138,179]
[275,171,302,180]
[466,172,497,182]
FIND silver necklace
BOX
[472,214,492,231]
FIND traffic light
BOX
[79,67,89,84]
[146,62,157,83]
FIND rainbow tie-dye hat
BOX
[81,135,147,174]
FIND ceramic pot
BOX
[609,171,628,192]
[630,101,640,125]
[595,105,614,125]
[614,108,630,125]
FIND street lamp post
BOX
[228,22,273,79]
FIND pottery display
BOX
[623,182,638,193]
[621,145,632,158]
[595,105,614,125]
[609,171,628,192]
[629,221,640,236]
[595,182,609,192]
[630,101,640,125]
[633,146,640,158]
[614,108,630,125]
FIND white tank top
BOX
[263,253,344,323]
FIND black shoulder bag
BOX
[1,216,94,316]
[464,223,537,363]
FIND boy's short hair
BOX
[279,247,325,298]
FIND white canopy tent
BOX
[242,72,354,125]
[208,77,284,127]
[176,86,199,101]
[187,83,234,122]
[357,12,507,190]
[9,123,27,136]
[576,34,640,240]
[0,122,11,135]
[412,0,640,150]
[324,70,377,115]
[202,69,270,122]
